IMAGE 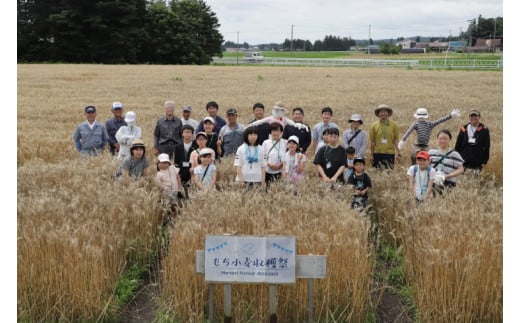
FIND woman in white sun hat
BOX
[398,107,460,164]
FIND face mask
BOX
[127,121,136,128]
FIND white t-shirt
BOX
[262,138,287,174]
[407,165,436,200]
[234,144,267,183]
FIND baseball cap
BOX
[227,108,238,115]
[158,153,170,163]
[195,131,208,139]
[85,106,96,113]
[469,110,481,116]
[203,116,215,124]
[353,157,365,165]
[112,102,123,110]
[199,148,214,156]
[182,106,192,112]
[288,135,299,144]
[416,151,430,160]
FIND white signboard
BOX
[204,235,296,284]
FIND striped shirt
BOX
[428,148,464,184]
[401,114,452,145]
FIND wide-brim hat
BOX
[130,139,145,149]
[348,113,363,124]
[413,108,429,119]
[374,104,393,117]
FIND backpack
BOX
[413,165,432,181]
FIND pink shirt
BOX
[155,166,180,195]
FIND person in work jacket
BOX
[73,105,109,156]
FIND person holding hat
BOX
[180,105,199,130]
[116,139,150,181]
[342,113,368,159]
[192,148,218,191]
[310,106,340,155]
[195,101,227,134]
[398,107,460,165]
[105,101,127,156]
[262,121,288,186]
[218,108,245,157]
[282,135,306,192]
[73,105,109,156]
[155,153,183,217]
[455,110,490,173]
[369,104,401,169]
[115,111,142,160]
[153,100,183,159]
[346,157,372,211]
[429,129,465,195]
[407,150,436,204]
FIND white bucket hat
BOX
[413,108,429,119]
[348,113,363,124]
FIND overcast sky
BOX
[204,0,504,45]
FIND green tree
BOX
[168,0,223,64]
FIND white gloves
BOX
[397,140,404,150]
[295,123,309,132]
[127,136,135,145]
[434,173,445,186]
[451,109,461,118]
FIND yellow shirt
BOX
[370,119,400,154]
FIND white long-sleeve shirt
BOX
[115,125,142,160]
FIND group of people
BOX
[73,100,491,211]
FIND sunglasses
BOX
[200,154,211,158]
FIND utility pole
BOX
[290,25,294,54]
[236,30,239,65]
[368,24,371,55]
[467,19,473,56]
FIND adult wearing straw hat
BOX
[369,104,400,169]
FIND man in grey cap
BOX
[105,101,127,156]
[73,105,109,156]
[180,105,199,130]
[217,108,245,157]
[153,100,183,158]
[342,113,368,159]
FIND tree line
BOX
[224,15,503,52]
[17,0,223,64]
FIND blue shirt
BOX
[73,121,109,155]
[105,117,127,145]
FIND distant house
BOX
[473,38,502,52]
[397,40,416,49]
[428,41,449,52]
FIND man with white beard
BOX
[116,111,142,160]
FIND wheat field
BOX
[17,64,502,321]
